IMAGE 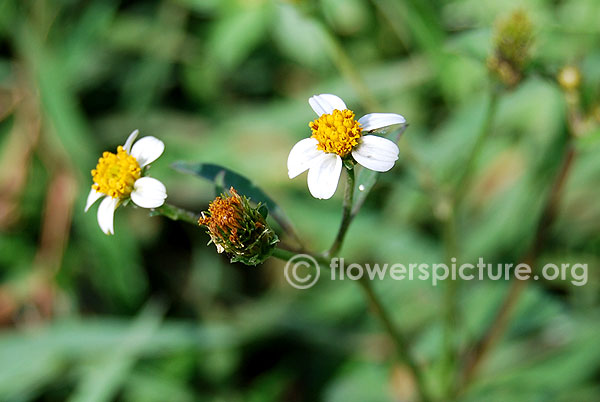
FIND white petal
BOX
[287,138,322,179]
[358,113,406,131]
[307,153,342,200]
[85,188,104,212]
[352,135,399,172]
[123,129,139,153]
[130,136,165,168]
[130,177,167,209]
[97,196,119,235]
[308,94,347,116]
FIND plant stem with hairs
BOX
[460,144,576,390]
[324,166,430,401]
[440,87,500,397]
[459,79,583,390]
[153,203,201,225]
[358,276,430,401]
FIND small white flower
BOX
[287,94,405,199]
[85,130,167,235]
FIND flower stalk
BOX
[460,145,577,392]
[153,203,200,225]
[321,164,431,401]
[270,245,431,402]
[440,86,501,396]
[458,71,583,392]
[357,276,431,402]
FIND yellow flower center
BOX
[309,109,362,157]
[91,146,141,199]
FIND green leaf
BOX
[68,302,165,402]
[207,2,272,71]
[0,317,241,400]
[171,161,301,245]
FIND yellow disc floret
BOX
[91,146,141,199]
[309,109,362,157]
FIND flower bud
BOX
[488,10,533,88]
[558,66,581,92]
[199,187,278,266]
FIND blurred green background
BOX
[1,0,599,401]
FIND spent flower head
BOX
[199,187,278,266]
[288,94,405,199]
[488,10,533,88]
[85,130,167,235]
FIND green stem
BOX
[271,247,431,402]
[271,247,330,266]
[326,167,355,257]
[308,26,436,396]
[271,247,297,262]
[453,88,501,207]
[358,277,431,402]
[272,164,430,400]
[441,87,500,397]
[440,209,459,395]
[153,203,200,225]
[460,145,577,392]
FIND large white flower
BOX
[85,130,167,235]
[287,94,405,199]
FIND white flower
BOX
[287,94,405,199]
[85,130,167,235]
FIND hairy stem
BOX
[273,166,431,400]
[358,277,431,401]
[441,88,500,397]
[459,81,583,390]
[453,89,501,207]
[271,247,431,402]
[153,203,201,226]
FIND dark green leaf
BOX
[171,161,302,246]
